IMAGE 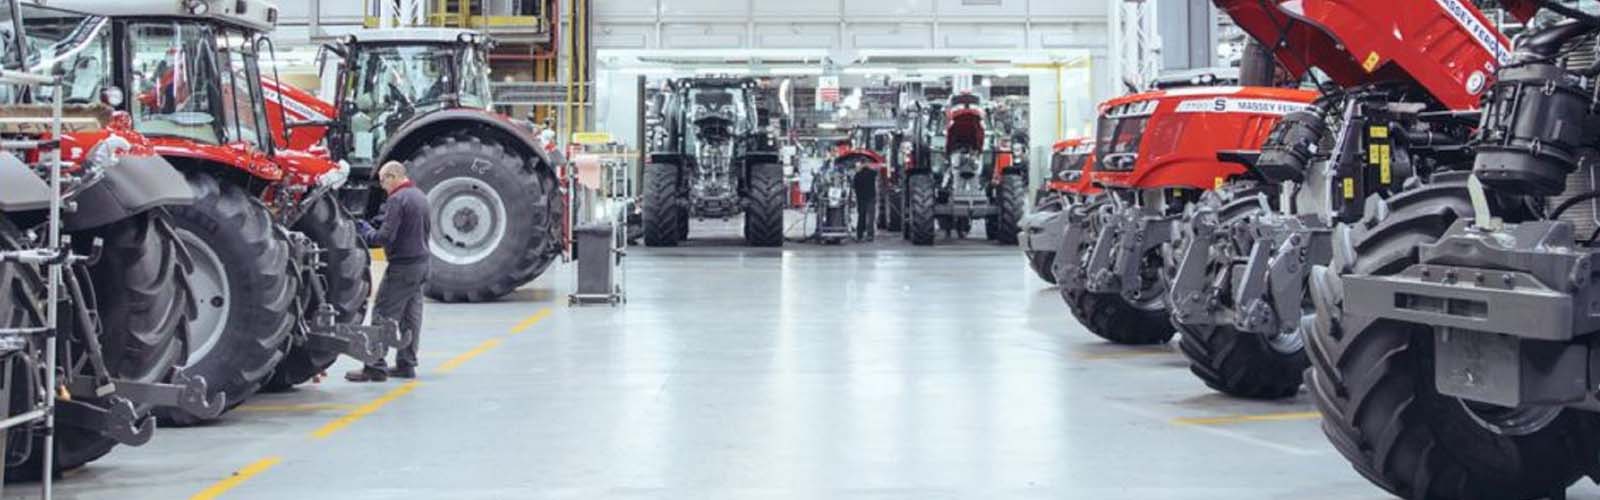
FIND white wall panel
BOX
[660,23,749,48]
[753,0,841,18]
[849,24,934,50]
[934,0,1026,18]
[595,0,662,23]
[940,24,1026,49]
[843,0,935,18]
[594,24,657,49]
[753,24,840,49]
[1031,0,1107,18]
[656,0,750,20]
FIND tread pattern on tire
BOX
[642,163,684,247]
[412,134,560,303]
[1177,323,1305,399]
[1308,181,1600,499]
[908,174,936,245]
[162,172,296,425]
[1063,288,1174,345]
[743,163,785,247]
[992,172,1025,245]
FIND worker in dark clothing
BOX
[852,162,879,241]
[348,161,432,382]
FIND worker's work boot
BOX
[386,365,417,379]
[345,367,389,382]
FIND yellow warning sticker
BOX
[1343,177,1356,199]
[1380,145,1392,184]
[1214,176,1224,190]
[1369,144,1382,164]
[1369,126,1388,139]
[1363,52,1381,72]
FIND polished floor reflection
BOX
[15,217,1600,499]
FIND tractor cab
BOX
[323,28,494,168]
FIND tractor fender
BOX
[378,109,555,175]
[0,151,51,213]
[64,153,196,231]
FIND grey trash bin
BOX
[574,222,615,302]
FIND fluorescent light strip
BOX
[769,67,823,76]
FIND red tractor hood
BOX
[1093,86,1319,190]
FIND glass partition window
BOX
[5,7,112,105]
[128,21,221,144]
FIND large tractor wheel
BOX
[163,173,296,425]
[907,174,937,245]
[642,163,685,247]
[1175,194,1307,399]
[992,171,1026,245]
[412,134,560,303]
[36,211,193,472]
[1308,182,1600,499]
[743,162,785,247]
[1063,288,1173,344]
[265,196,372,391]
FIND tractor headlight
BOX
[84,135,131,175]
[318,159,351,189]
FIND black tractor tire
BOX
[643,163,685,247]
[1027,251,1057,284]
[410,134,560,303]
[992,172,1026,245]
[1308,182,1600,499]
[743,162,786,247]
[907,174,937,246]
[1177,323,1305,399]
[1063,288,1174,344]
[33,211,194,473]
[265,196,372,391]
[1174,192,1305,399]
[884,184,904,232]
[162,172,296,425]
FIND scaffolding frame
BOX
[0,65,69,499]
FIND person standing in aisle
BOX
[347,161,432,382]
[852,161,879,241]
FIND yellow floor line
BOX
[508,307,553,335]
[189,456,283,500]
[235,403,362,413]
[1172,411,1321,426]
[310,381,421,439]
[433,338,503,374]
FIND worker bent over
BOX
[348,161,432,382]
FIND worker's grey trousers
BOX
[370,260,428,369]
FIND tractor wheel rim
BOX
[1459,399,1561,436]
[428,176,507,266]
[176,229,229,363]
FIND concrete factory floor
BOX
[10,213,1600,499]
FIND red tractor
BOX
[1053,84,1317,345]
[903,92,1027,245]
[34,0,401,424]
[1019,137,1096,283]
[264,29,565,303]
